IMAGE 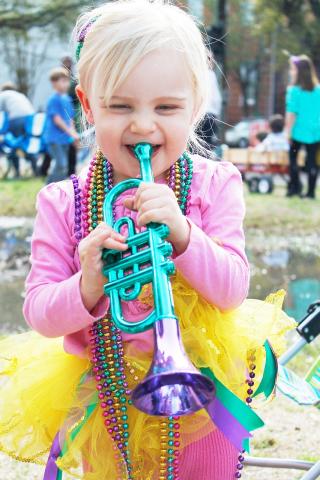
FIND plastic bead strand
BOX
[74,149,194,479]
[235,351,257,478]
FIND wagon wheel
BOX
[257,176,274,194]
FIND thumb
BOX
[123,196,136,211]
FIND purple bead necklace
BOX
[71,150,193,480]
[71,151,254,479]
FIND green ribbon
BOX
[201,340,278,451]
[201,367,264,433]
[253,341,278,398]
[60,402,97,457]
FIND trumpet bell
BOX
[132,370,215,416]
[131,317,216,416]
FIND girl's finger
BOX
[135,184,172,211]
[134,182,154,210]
[102,238,129,250]
[89,228,125,248]
[95,221,113,232]
[95,222,126,240]
[137,207,168,227]
[138,197,168,214]
[123,197,136,211]
[109,229,127,241]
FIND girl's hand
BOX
[123,183,190,255]
[78,222,128,311]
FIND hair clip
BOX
[76,17,99,61]
[290,55,300,65]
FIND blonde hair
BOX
[74,0,212,150]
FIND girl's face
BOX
[289,62,298,83]
[77,49,196,182]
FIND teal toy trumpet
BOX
[102,143,215,416]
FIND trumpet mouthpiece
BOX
[133,142,153,161]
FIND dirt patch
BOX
[244,395,320,479]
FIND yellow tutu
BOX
[0,274,295,479]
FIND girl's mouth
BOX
[125,144,161,159]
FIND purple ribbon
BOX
[43,431,62,480]
[206,398,252,451]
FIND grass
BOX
[0,177,320,236]
[0,177,44,217]
[244,185,320,234]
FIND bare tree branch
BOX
[0,1,82,29]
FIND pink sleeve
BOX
[23,183,109,338]
[173,161,249,310]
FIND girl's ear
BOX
[76,85,94,124]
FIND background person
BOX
[44,67,79,183]
[256,114,289,152]
[0,82,37,177]
[285,55,320,198]
[61,55,80,176]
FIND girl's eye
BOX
[157,105,179,111]
[109,104,131,110]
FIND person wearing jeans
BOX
[286,55,320,198]
[46,143,70,181]
[44,67,79,184]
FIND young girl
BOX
[0,2,293,479]
[286,54,320,198]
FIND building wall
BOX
[224,74,244,124]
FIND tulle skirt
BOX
[0,275,295,479]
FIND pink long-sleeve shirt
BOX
[23,156,249,357]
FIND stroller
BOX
[245,301,320,479]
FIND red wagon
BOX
[224,148,305,194]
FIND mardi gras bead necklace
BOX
[72,149,193,479]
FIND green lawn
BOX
[0,178,319,236]
[244,185,320,234]
[0,177,44,217]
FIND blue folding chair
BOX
[0,112,11,177]
[0,111,9,153]
[0,111,9,135]
[1,112,47,177]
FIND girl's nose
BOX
[130,115,156,135]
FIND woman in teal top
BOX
[285,55,320,198]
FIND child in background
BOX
[256,114,289,152]
[44,67,79,183]
[0,2,293,479]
